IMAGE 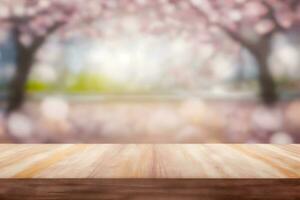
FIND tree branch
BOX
[30,21,65,54]
[261,1,284,33]
[186,1,256,54]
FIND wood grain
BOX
[0,179,300,200]
[0,144,299,178]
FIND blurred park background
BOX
[0,0,300,143]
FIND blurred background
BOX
[0,0,300,143]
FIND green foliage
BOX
[64,72,127,93]
[0,84,7,91]
[26,80,55,92]
[276,77,300,90]
[26,71,132,93]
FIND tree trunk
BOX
[214,24,278,105]
[256,55,278,105]
[253,39,278,105]
[6,32,34,113]
[5,21,64,114]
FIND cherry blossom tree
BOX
[177,0,300,104]
[1,0,300,113]
[0,0,197,113]
[0,0,123,113]
[109,0,300,104]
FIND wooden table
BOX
[0,144,299,199]
[0,144,299,178]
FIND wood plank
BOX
[0,179,299,200]
[0,144,299,178]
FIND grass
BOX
[24,72,300,95]
[64,72,126,93]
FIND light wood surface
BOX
[0,144,299,178]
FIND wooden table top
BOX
[0,144,299,178]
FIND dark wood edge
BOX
[0,179,299,200]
